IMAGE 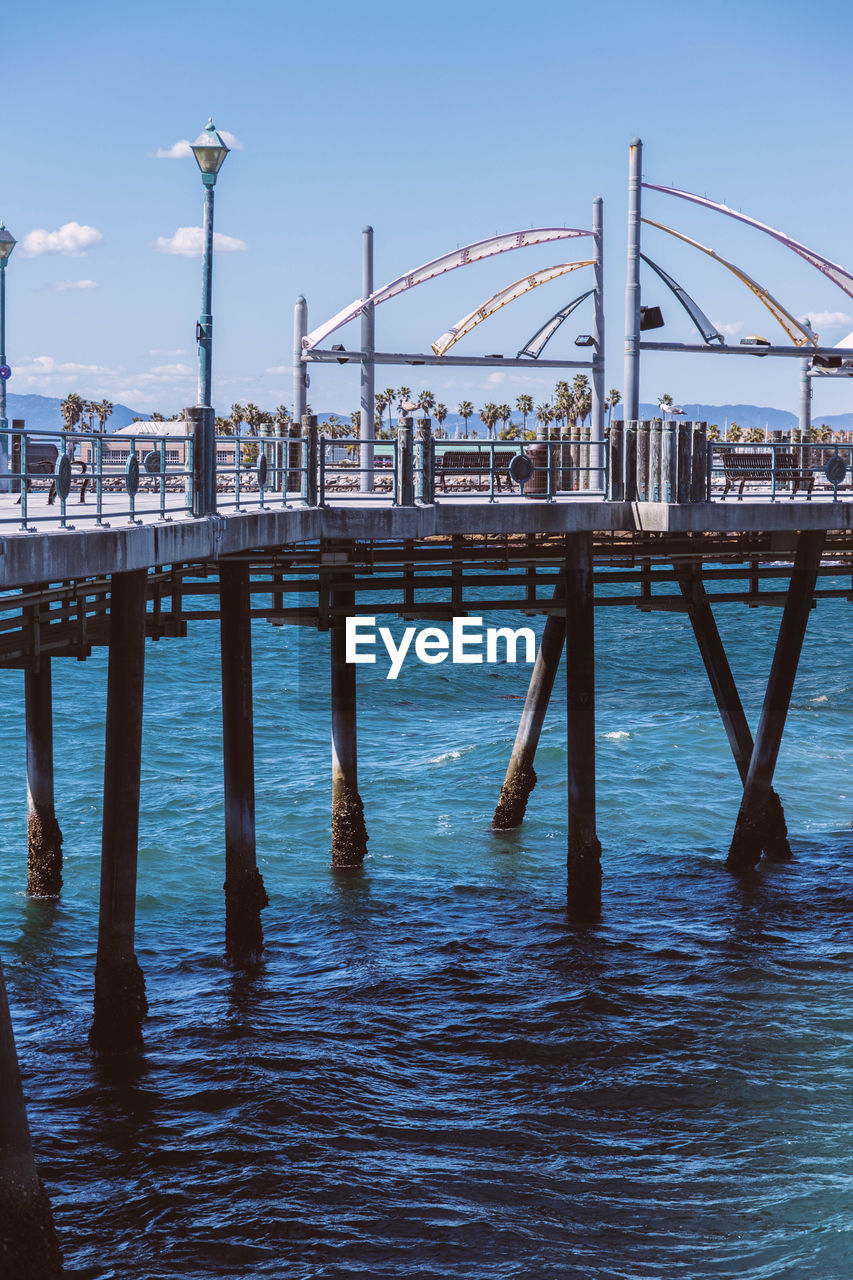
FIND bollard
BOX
[186,405,216,516]
[397,417,414,506]
[662,422,676,502]
[676,421,691,503]
[636,421,650,500]
[301,414,318,507]
[649,420,662,502]
[691,422,709,502]
[607,422,624,501]
[415,418,434,503]
[623,422,638,502]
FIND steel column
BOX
[330,552,367,868]
[624,138,643,422]
[293,295,308,424]
[591,196,605,488]
[360,227,375,493]
[25,660,63,897]
[565,533,602,918]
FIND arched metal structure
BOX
[640,253,723,345]
[643,183,853,302]
[518,290,594,359]
[303,227,592,352]
[432,261,593,357]
[642,219,817,347]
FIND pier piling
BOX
[493,579,566,830]
[330,556,368,868]
[727,531,825,872]
[0,958,63,1278]
[565,534,602,918]
[90,570,149,1055]
[677,567,791,861]
[219,561,268,964]
[25,659,63,897]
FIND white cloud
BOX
[55,279,98,292]
[155,226,246,256]
[265,364,289,375]
[149,363,193,377]
[149,347,187,357]
[486,371,506,386]
[17,355,111,378]
[799,310,853,329]
[151,130,243,159]
[714,320,743,337]
[21,222,104,257]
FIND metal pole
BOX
[624,137,643,423]
[331,552,368,868]
[360,226,375,493]
[799,356,812,439]
[25,659,63,897]
[197,181,215,407]
[565,533,601,919]
[293,295,308,423]
[591,196,605,489]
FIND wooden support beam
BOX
[90,570,149,1055]
[677,567,791,861]
[219,562,268,965]
[493,578,565,829]
[727,530,826,872]
[0,957,63,1278]
[330,555,368,868]
[565,534,602,918]
[25,660,63,896]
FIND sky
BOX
[4,0,853,421]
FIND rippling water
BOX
[2,587,853,1278]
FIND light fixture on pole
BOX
[191,119,229,408]
[0,224,17,492]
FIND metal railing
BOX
[709,439,853,502]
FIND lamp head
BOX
[191,119,229,185]
[0,224,16,263]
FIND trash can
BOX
[522,442,551,496]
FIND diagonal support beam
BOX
[492,577,565,829]
[676,566,791,862]
[727,531,826,872]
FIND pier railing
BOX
[708,439,852,501]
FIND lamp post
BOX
[189,120,229,514]
[0,224,16,491]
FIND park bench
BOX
[436,449,517,492]
[719,449,815,500]
[11,442,91,506]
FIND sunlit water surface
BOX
[2,590,853,1278]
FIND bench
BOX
[719,449,815,500]
[436,449,518,492]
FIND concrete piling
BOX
[727,531,826,872]
[90,570,149,1056]
[219,561,268,965]
[493,579,566,829]
[0,958,63,1278]
[330,557,368,868]
[565,534,602,918]
[25,660,63,897]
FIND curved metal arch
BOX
[517,289,594,359]
[431,262,593,357]
[642,219,817,347]
[640,253,723,344]
[644,183,853,302]
[302,227,592,352]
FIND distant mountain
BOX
[3,393,144,434]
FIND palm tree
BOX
[516,394,533,434]
[396,386,412,417]
[416,389,436,418]
[457,400,474,438]
[95,399,113,432]
[606,388,622,426]
[60,392,85,458]
[382,387,396,432]
[479,402,499,439]
[435,403,448,438]
[274,405,291,433]
[375,390,389,432]
[243,403,263,436]
[535,402,553,440]
[230,403,245,434]
[497,403,513,436]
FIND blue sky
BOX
[4,0,853,420]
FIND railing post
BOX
[607,421,624,501]
[301,413,318,507]
[624,421,638,502]
[397,416,414,506]
[10,418,23,495]
[415,417,433,503]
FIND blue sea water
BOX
[2,588,853,1279]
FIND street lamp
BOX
[0,224,16,490]
[190,119,229,408]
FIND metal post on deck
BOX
[624,138,643,423]
[301,413,318,507]
[0,957,63,1277]
[25,659,63,897]
[591,196,605,491]
[90,570,149,1055]
[360,227,375,493]
[330,552,368,868]
[219,561,268,964]
[293,295,308,426]
[565,533,602,918]
[493,578,566,829]
[727,530,826,872]
[397,416,414,506]
[186,404,216,517]
[799,353,812,440]
[415,417,433,503]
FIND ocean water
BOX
[2,587,853,1279]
